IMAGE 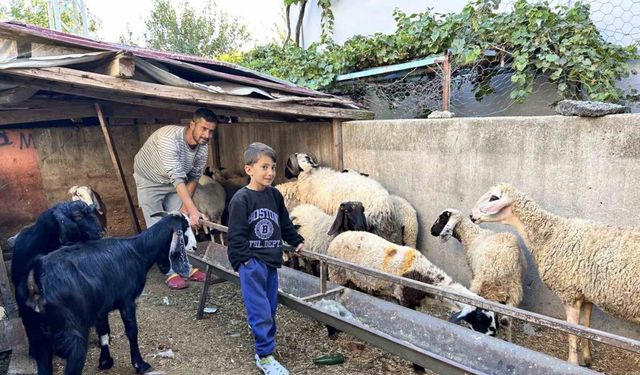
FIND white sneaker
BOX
[255,354,289,375]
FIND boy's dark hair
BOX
[192,108,217,123]
[244,142,277,165]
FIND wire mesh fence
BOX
[334,0,640,119]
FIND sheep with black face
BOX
[327,231,497,335]
[288,201,369,275]
[431,208,525,341]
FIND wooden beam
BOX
[94,51,135,78]
[212,128,221,167]
[331,119,344,170]
[0,86,37,105]
[8,350,37,375]
[0,67,373,120]
[0,319,27,353]
[0,103,96,126]
[0,251,18,319]
[95,103,141,234]
[442,52,451,112]
[0,79,297,122]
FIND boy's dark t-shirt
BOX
[227,186,304,271]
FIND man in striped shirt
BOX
[133,108,216,289]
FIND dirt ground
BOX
[41,268,640,375]
[47,270,429,375]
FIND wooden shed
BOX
[0,21,372,247]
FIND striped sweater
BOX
[134,125,208,187]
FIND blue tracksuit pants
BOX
[239,258,279,357]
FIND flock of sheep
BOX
[259,152,639,369]
[8,150,640,372]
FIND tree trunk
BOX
[283,4,292,48]
[295,0,308,47]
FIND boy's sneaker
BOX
[255,354,289,375]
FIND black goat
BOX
[11,200,104,286]
[18,212,196,375]
[11,200,104,370]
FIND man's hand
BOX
[180,205,206,229]
[294,243,304,256]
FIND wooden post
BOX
[95,103,141,234]
[95,51,135,78]
[331,119,343,170]
[196,265,213,320]
[212,127,222,168]
[0,250,18,319]
[320,260,327,294]
[442,52,451,112]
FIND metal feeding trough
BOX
[189,237,595,375]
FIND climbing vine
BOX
[282,0,335,46]
[239,0,637,102]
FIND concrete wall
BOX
[342,114,640,338]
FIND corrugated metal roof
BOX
[0,21,331,99]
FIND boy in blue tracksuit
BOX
[227,142,304,375]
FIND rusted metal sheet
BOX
[0,129,48,233]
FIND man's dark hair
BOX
[244,142,277,165]
[192,108,217,123]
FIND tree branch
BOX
[295,0,307,47]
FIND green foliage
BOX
[136,0,250,58]
[283,0,334,45]
[246,0,637,102]
[0,0,101,34]
[316,0,334,44]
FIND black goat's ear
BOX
[328,208,347,236]
[169,230,190,278]
[90,191,104,215]
[151,211,169,218]
[53,207,81,245]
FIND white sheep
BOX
[430,208,525,341]
[390,195,418,248]
[339,169,418,248]
[327,231,497,335]
[285,153,402,245]
[193,174,226,225]
[289,201,368,274]
[275,180,301,211]
[471,183,640,366]
[203,166,245,225]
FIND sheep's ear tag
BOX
[151,211,169,218]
